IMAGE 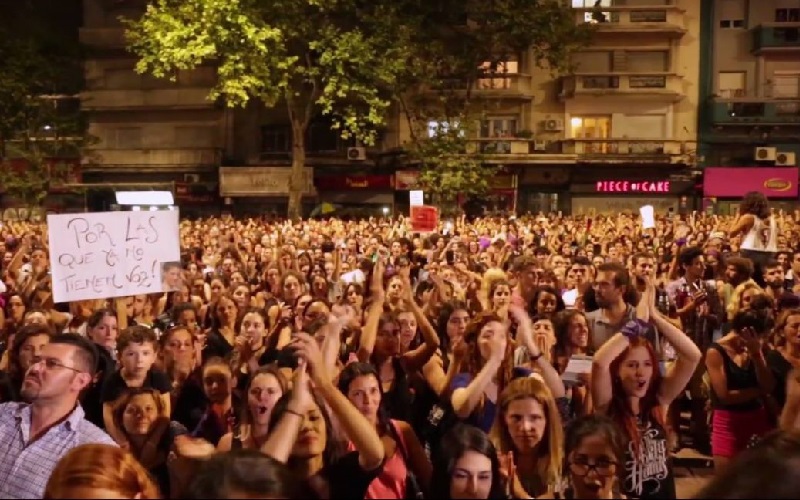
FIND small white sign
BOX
[562,355,593,385]
[409,190,424,207]
[48,210,181,303]
[640,204,656,229]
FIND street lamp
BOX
[382,206,389,217]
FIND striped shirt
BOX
[0,402,117,499]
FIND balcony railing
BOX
[752,23,800,53]
[428,74,533,99]
[561,73,683,100]
[711,98,800,125]
[467,138,535,155]
[81,88,215,110]
[92,148,222,166]
[561,138,683,157]
[573,6,686,35]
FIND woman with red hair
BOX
[592,280,701,500]
[43,444,161,499]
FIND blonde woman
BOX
[490,376,565,499]
[726,280,764,322]
[479,268,509,311]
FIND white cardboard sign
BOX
[47,210,181,303]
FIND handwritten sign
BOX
[410,205,439,233]
[47,211,180,303]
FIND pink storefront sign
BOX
[703,167,799,198]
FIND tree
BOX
[125,0,413,219]
[0,0,87,211]
[395,0,592,204]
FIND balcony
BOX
[752,23,800,54]
[573,5,687,37]
[561,73,684,101]
[710,98,800,126]
[466,139,578,164]
[81,88,216,110]
[90,148,222,168]
[561,138,686,164]
[425,74,534,100]
[79,27,127,49]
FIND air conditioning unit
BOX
[347,146,367,161]
[776,152,797,166]
[543,119,564,132]
[533,140,547,152]
[755,146,777,162]
[183,173,200,183]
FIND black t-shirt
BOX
[101,368,172,404]
[315,451,383,499]
[203,329,234,362]
[621,414,676,500]
[81,343,116,429]
[767,348,792,410]
[173,367,208,432]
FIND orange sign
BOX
[410,205,439,233]
[763,178,792,191]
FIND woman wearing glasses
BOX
[550,415,627,499]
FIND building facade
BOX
[80,0,225,214]
[699,0,800,215]
[79,0,703,216]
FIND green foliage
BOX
[395,0,592,203]
[0,1,88,208]
[125,0,414,217]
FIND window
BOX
[626,51,669,72]
[775,8,800,22]
[260,126,290,153]
[772,74,800,98]
[718,71,746,98]
[719,0,745,28]
[570,116,610,139]
[307,122,343,152]
[477,61,519,90]
[479,117,518,138]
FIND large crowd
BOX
[2,190,800,499]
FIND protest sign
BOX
[47,210,180,303]
[410,205,439,233]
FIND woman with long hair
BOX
[451,306,564,433]
[217,364,288,452]
[706,308,776,472]
[262,332,385,499]
[489,376,564,498]
[560,415,628,500]
[430,424,507,500]
[44,444,161,499]
[591,279,701,499]
[729,191,778,287]
[338,362,432,499]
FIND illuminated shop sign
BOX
[595,180,671,193]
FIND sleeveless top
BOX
[708,342,762,411]
[347,419,409,499]
[741,216,777,252]
[621,413,676,500]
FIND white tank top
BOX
[741,215,777,252]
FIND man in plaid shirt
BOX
[0,334,116,499]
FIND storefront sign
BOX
[704,167,799,198]
[316,174,394,190]
[395,170,421,190]
[175,182,218,205]
[410,205,439,233]
[220,167,315,197]
[595,180,671,193]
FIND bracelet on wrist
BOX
[621,319,649,340]
[529,351,543,362]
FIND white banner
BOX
[47,210,181,303]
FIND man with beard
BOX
[0,334,115,499]
[586,262,642,350]
[763,259,794,314]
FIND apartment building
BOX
[699,0,800,214]
[80,0,225,214]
